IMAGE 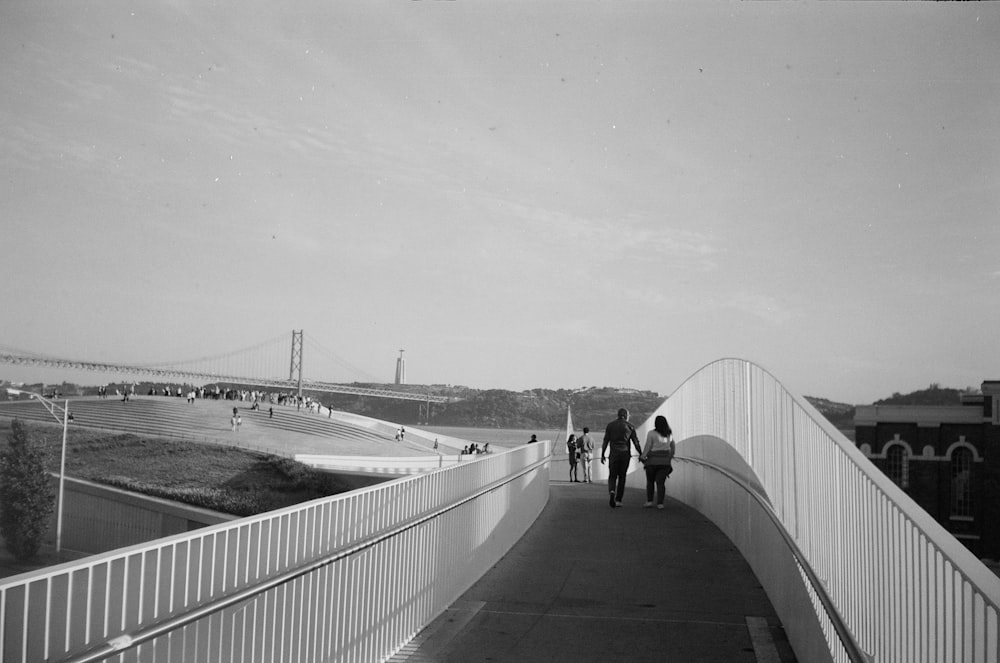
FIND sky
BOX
[1,2,998,405]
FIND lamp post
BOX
[5,388,73,555]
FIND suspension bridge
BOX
[0,330,452,404]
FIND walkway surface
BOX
[391,478,798,663]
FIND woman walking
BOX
[640,415,675,509]
[566,434,580,482]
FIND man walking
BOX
[601,408,642,508]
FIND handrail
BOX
[675,454,870,663]
[65,454,550,663]
[1,440,552,663]
[655,358,1000,662]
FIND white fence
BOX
[0,441,551,663]
[295,453,492,476]
[648,359,1000,663]
[44,476,237,556]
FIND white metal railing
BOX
[0,441,551,663]
[646,358,1000,663]
[295,453,494,475]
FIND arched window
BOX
[886,445,909,489]
[951,448,973,518]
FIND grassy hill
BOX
[802,383,982,436]
[874,383,978,406]
[420,386,663,430]
[0,396,413,522]
[0,421,363,518]
[803,396,856,433]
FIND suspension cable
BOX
[134,333,290,369]
[304,332,383,383]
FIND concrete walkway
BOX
[391,478,798,663]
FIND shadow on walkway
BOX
[392,480,798,663]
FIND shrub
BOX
[258,456,349,494]
[0,419,56,561]
[99,478,268,517]
[265,456,315,485]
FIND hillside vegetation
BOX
[803,396,856,432]
[329,384,868,432]
[804,383,981,433]
[874,383,979,406]
[328,383,871,433]
[321,385,665,430]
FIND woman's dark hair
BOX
[654,415,672,437]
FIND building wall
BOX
[855,388,1000,561]
[45,475,236,555]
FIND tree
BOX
[0,419,56,561]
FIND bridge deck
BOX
[0,406,798,660]
[391,478,797,663]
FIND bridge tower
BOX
[289,330,304,399]
[395,349,406,385]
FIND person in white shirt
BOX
[640,415,675,509]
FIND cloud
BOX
[616,285,677,308]
[722,291,798,326]
[496,201,722,268]
[621,224,720,269]
[611,283,797,328]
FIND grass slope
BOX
[1,420,363,518]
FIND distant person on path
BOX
[269,406,274,419]
[577,427,594,483]
[601,408,642,508]
[527,434,538,444]
[566,434,580,482]
[640,415,675,509]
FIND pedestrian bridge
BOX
[2,359,998,662]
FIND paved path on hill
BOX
[390,479,797,663]
[0,397,438,457]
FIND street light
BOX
[5,388,73,555]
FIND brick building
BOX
[854,381,1000,560]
